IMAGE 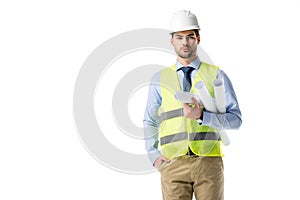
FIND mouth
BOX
[181,47,190,51]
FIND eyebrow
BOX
[175,33,195,37]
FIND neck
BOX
[177,55,198,66]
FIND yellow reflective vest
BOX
[158,62,223,160]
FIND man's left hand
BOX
[182,97,202,120]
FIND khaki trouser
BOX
[158,156,224,200]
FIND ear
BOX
[197,35,200,45]
[170,37,174,46]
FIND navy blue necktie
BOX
[180,67,194,92]
[180,67,196,156]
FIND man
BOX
[143,10,242,200]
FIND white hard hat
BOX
[170,10,200,33]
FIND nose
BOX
[182,37,188,46]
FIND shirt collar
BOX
[175,56,201,71]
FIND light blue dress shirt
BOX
[143,56,242,164]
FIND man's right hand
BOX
[154,156,171,169]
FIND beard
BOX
[175,46,197,59]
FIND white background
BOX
[1,0,300,199]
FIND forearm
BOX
[144,124,161,165]
[143,71,162,165]
[202,108,242,130]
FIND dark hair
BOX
[170,29,199,38]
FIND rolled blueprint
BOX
[196,80,230,146]
[195,81,217,113]
[214,79,226,113]
[214,79,230,146]
[218,131,230,146]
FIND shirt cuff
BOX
[196,118,202,124]
[148,151,161,166]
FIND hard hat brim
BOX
[170,25,200,34]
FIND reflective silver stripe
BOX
[189,132,221,141]
[158,108,183,122]
[160,132,220,145]
[160,132,187,145]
